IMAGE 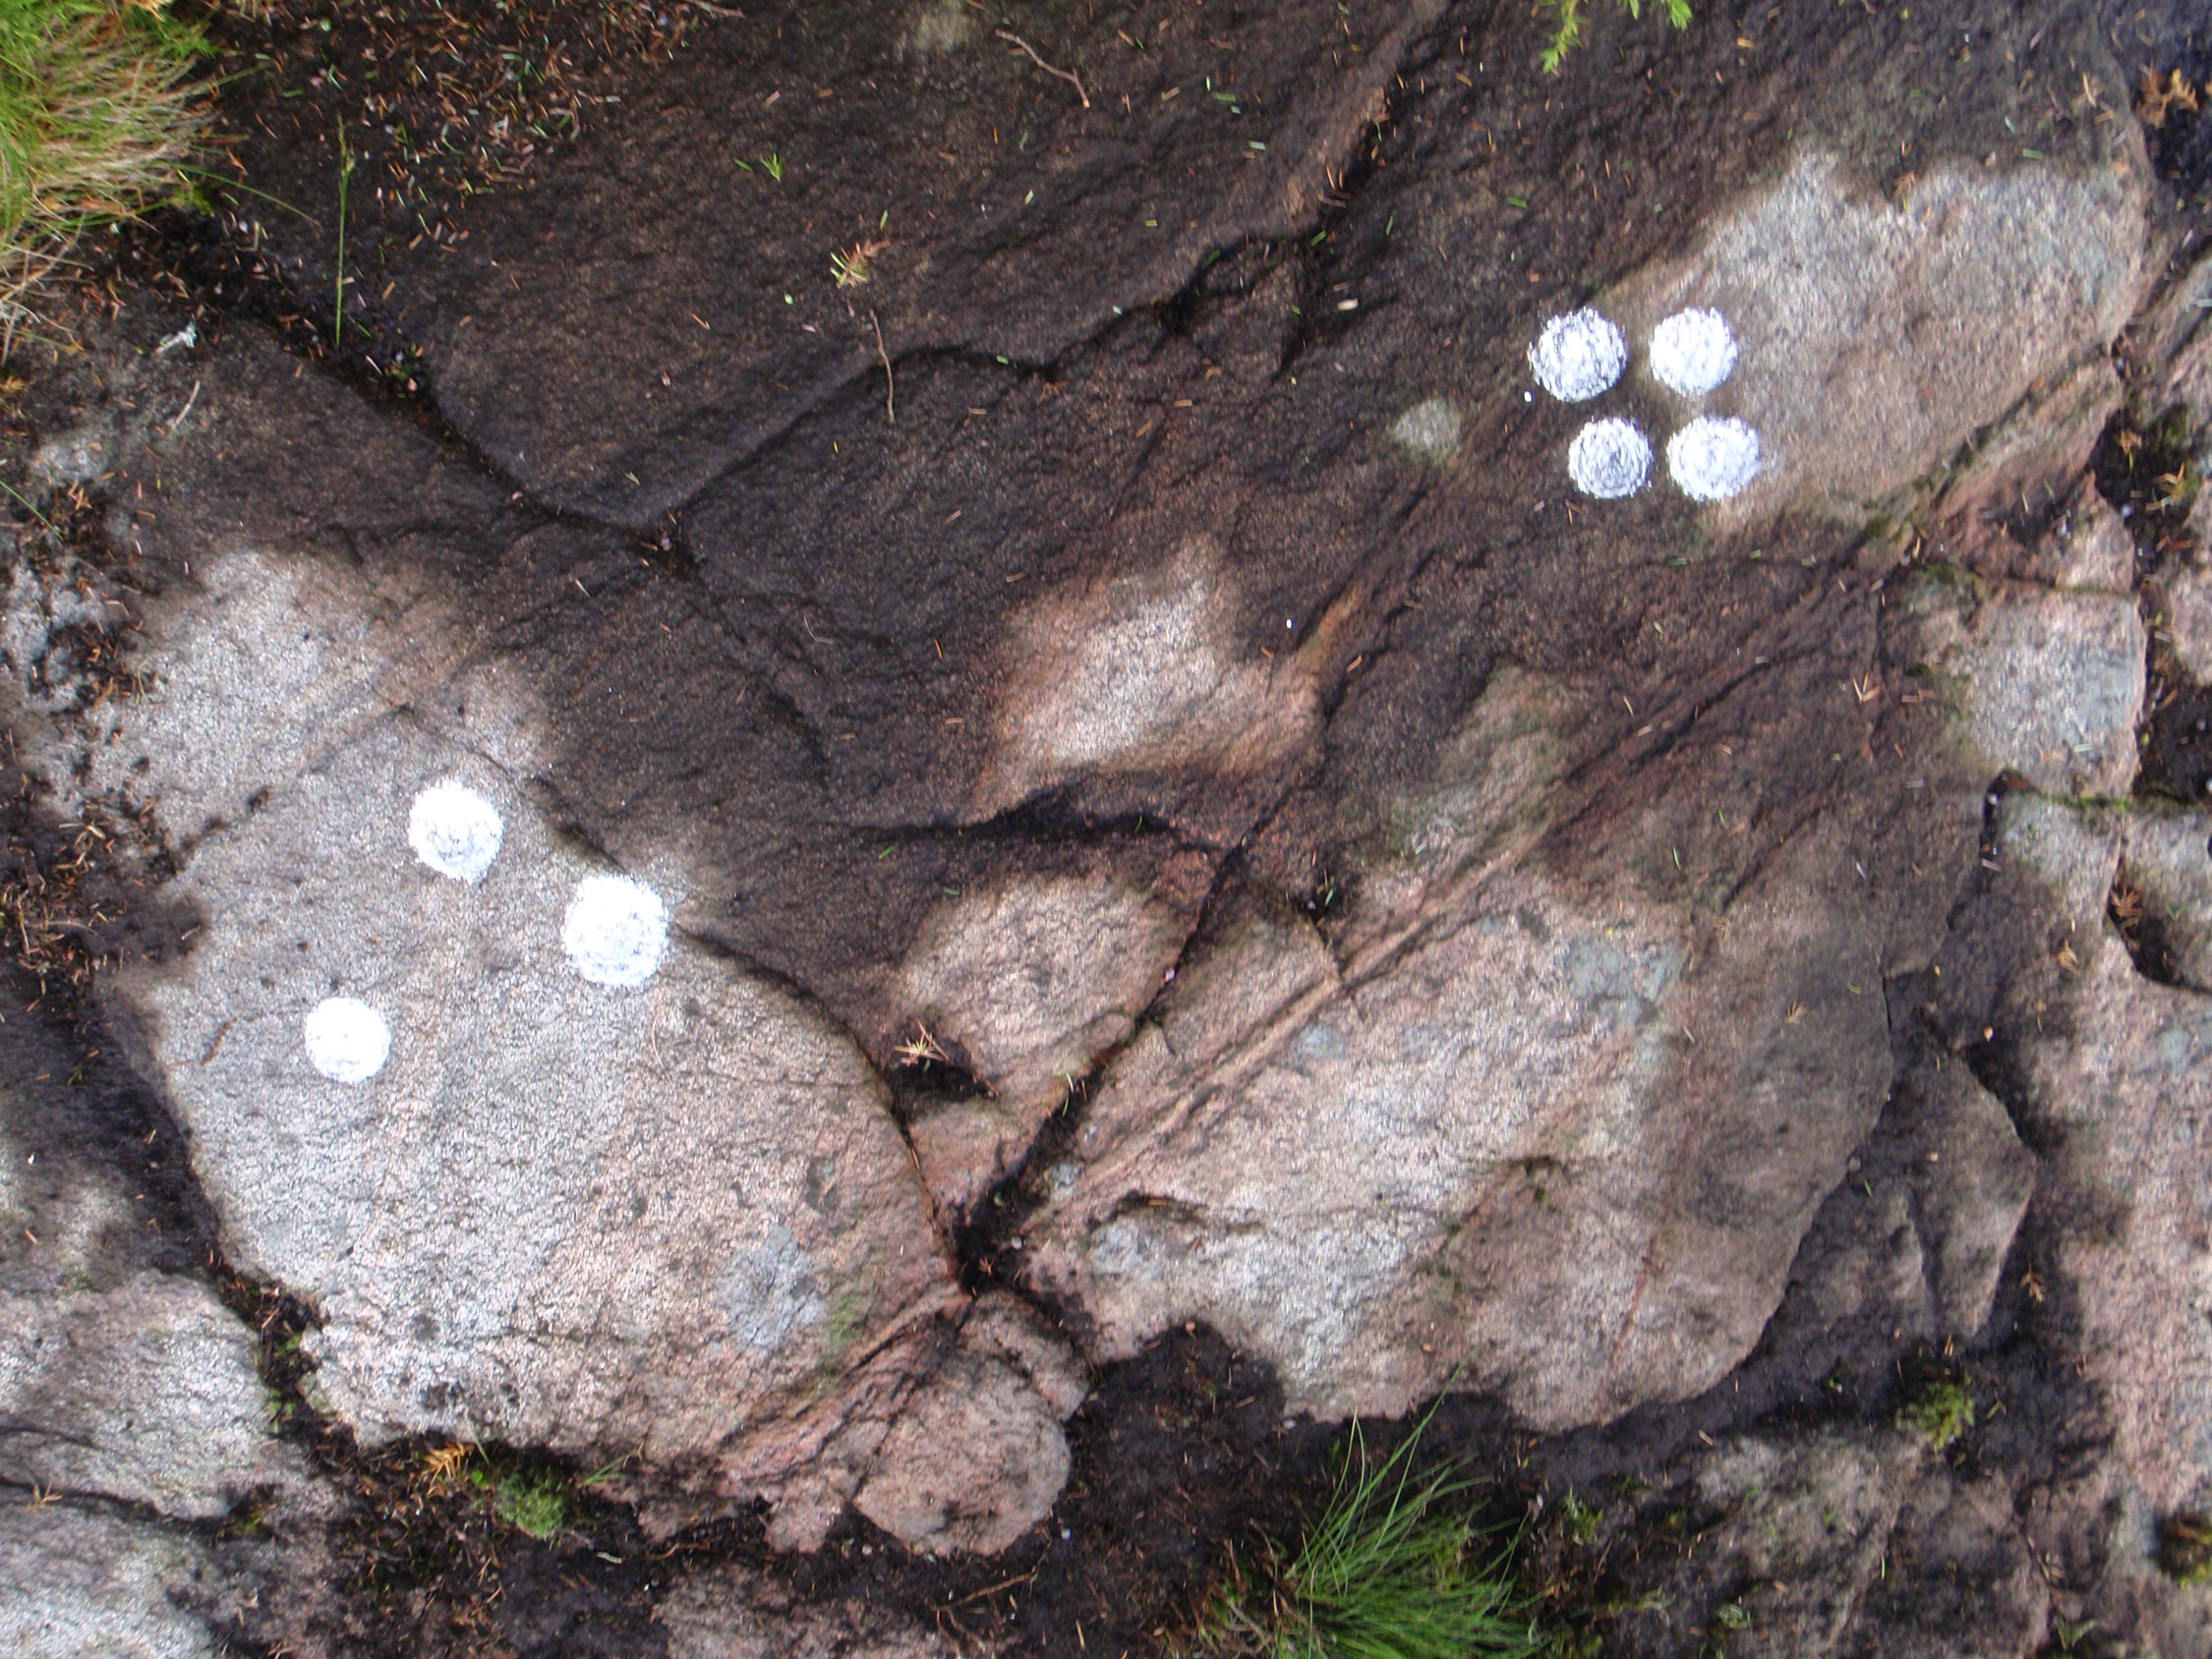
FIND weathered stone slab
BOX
[0,1274,284,1516]
[1608,149,2149,521]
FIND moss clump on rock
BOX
[1896,1380,1975,1453]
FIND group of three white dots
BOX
[300,780,672,1083]
[1530,306,1762,502]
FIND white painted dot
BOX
[1648,308,1738,397]
[407,780,504,885]
[304,998,390,1083]
[562,874,669,988]
[1528,309,1628,403]
[1667,417,1763,501]
[1567,418,1652,499]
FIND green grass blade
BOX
[0,0,204,341]
[1198,1407,1546,1659]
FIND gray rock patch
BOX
[1914,1067,2038,1338]
[1389,396,1462,458]
[0,1273,284,1516]
[853,1344,1073,1557]
[1608,149,2149,521]
[1899,576,2144,799]
[2167,560,2212,685]
[0,1505,224,1659]
[2121,808,2212,993]
[659,1564,955,1659]
[984,541,1320,814]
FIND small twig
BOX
[995,29,1088,106]
[164,378,202,435]
[869,309,895,425]
[955,1569,1038,1606]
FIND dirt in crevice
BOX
[1272,88,1402,380]
[2088,404,2209,802]
[2090,403,2196,577]
[949,853,1260,1294]
[209,1271,681,1659]
[786,1329,1338,1659]
[2139,39,2212,207]
[865,788,1216,856]
[881,1031,999,1126]
[0,490,190,993]
[948,1074,1090,1301]
[2108,871,2186,984]
[0,514,214,1288]
[2140,680,2212,801]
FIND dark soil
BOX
[783,1332,1334,1659]
[2111,870,2187,983]
[2139,36,2212,206]
[2142,682,2212,802]
[2090,403,2211,803]
[170,0,699,372]
[2104,34,2212,810]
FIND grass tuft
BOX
[1540,0,1692,74]
[1193,1411,1544,1659]
[0,0,202,343]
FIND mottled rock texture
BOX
[0,1505,229,1659]
[659,1566,956,1659]
[0,1273,285,1516]
[1608,148,2150,522]
[5,0,2212,1653]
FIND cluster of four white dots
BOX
[1530,307,1762,502]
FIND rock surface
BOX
[2023,938,2212,1512]
[1661,1423,1933,1656]
[2172,561,2212,682]
[0,1505,229,1659]
[896,875,1193,1210]
[1892,576,2145,799]
[72,537,1088,1544]
[659,1567,956,1659]
[2122,807,2212,989]
[1025,801,1903,1427]
[1608,148,2151,521]
[5,0,2212,1652]
[0,1273,284,1516]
